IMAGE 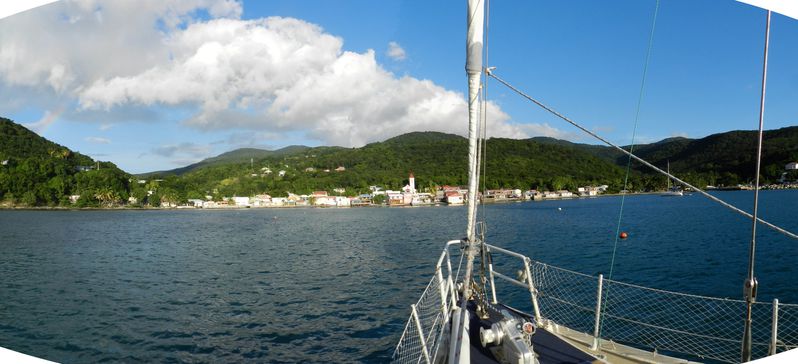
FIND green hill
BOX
[620,127,798,186]
[138,145,320,177]
[530,127,798,187]
[0,117,131,207]
[4,112,797,207]
[148,131,630,199]
[142,127,798,200]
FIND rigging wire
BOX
[742,9,771,363]
[479,0,490,225]
[599,0,661,340]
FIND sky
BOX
[0,0,796,174]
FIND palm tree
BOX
[94,187,119,207]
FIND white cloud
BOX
[3,1,537,148]
[516,122,576,140]
[387,41,406,61]
[152,142,212,158]
[85,136,111,144]
[0,0,242,94]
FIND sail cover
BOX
[738,0,798,20]
[0,1,58,20]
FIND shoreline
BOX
[2,188,793,211]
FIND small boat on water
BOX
[393,1,798,363]
[661,161,683,197]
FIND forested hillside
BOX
[0,117,130,206]
[530,127,798,187]
[2,113,796,208]
[146,132,631,200]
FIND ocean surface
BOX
[1,190,796,363]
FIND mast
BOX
[667,161,670,190]
[448,1,484,363]
[465,0,484,243]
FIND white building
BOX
[403,172,416,194]
[557,190,574,198]
[232,196,250,207]
[187,199,204,207]
[445,191,464,205]
[251,194,271,207]
[314,195,337,207]
[387,191,405,205]
[578,187,599,197]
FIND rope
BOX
[477,0,491,295]
[601,0,661,340]
[479,0,490,225]
[485,73,798,242]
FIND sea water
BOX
[0,190,795,362]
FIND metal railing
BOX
[393,242,798,363]
[392,241,461,364]
[485,242,798,363]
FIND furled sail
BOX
[0,1,59,20]
[738,0,798,20]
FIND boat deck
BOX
[467,301,601,364]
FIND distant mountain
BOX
[138,145,322,177]
[0,117,131,206]
[5,111,797,207]
[152,130,630,199]
[381,131,465,145]
[532,127,798,186]
[630,126,798,184]
[528,136,624,163]
[139,127,798,199]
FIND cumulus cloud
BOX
[386,41,406,61]
[2,0,542,148]
[0,1,241,94]
[85,136,111,144]
[75,16,533,146]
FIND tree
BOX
[148,192,161,207]
[94,187,117,207]
[21,191,37,206]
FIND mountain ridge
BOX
[3,114,797,206]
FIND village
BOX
[171,172,611,209]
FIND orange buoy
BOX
[619,232,628,239]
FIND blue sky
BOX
[0,0,795,174]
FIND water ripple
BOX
[0,191,795,362]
